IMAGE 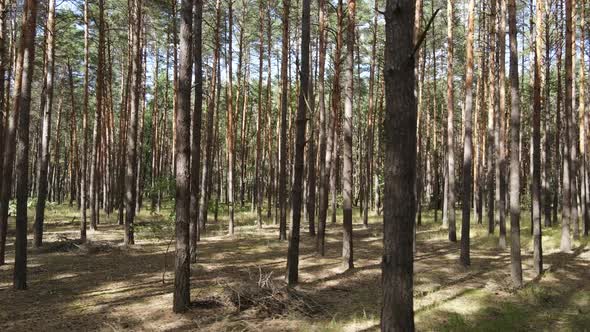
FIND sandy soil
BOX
[0,207,589,331]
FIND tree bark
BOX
[80,0,90,242]
[286,0,310,285]
[497,0,508,249]
[532,0,544,276]
[570,0,580,241]
[226,0,236,235]
[364,0,378,229]
[90,0,106,231]
[33,0,56,248]
[316,0,329,255]
[446,0,457,242]
[508,0,523,287]
[381,0,416,329]
[486,0,497,235]
[173,0,193,313]
[189,0,202,263]
[13,0,38,290]
[341,0,355,271]
[197,0,221,238]
[67,59,78,207]
[460,0,476,267]
[330,0,344,226]
[582,0,590,237]
[278,0,290,241]
[0,0,8,212]
[254,0,265,229]
[561,0,573,252]
[125,0,143,246]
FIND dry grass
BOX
[0,204,589,331]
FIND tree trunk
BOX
[265,2,274,220]
[286,0,310,285]
[532,0,544,276]
[278,0,290,241]
[497,0,508,249]
[80,0,90,242]
[135,43,147,215]
[226,0,236,236]
[13,0,38,290]
[254,0,265,229]
[0,0,7,197]
[151,44,160,212]
[508,0,523,287]
[486,0,496,235]
[561,0,573,252]
[90,0,106,231]
[460,0,476,267]
[330,0,344,226]
[67,59,78,207]
[190,0,203,263]
[341,0,355,271]
[582,0,590,237]
[381,0,416,329]
[364,0,378,229]
[446,0,457,242]
[555,0,564,236]
[542,8,552,228]
[197,0,221,238]
[316,0,329,255]
[33,0,56,248]
[125,0,143,246]
[173,0,193,313]
[305,67,317,236]
[571,0,580,241]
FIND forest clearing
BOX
[2,0,590,329]
[1,206,589,331]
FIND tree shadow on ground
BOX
[1,207,590,331]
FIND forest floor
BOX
[1,203,589,332]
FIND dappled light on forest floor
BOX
[0,206,589,331]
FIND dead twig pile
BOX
[34,235,123,255]
[33,235,84,253]
[212,267,328,319]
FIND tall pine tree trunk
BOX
[254,0,265,229]
[364,0,378,228]
[34,0,56,247]
[0,0,7,194]
[80,0,90,242]
[278,0,290,241]
[330,0,343,226]
[561,0,574,252]
[381,0,416,329]
[316,0,329,255]
[173,0,193,313]
[13,0,38,290]
[446,0,457,242]
[486,0,497,235]
[226,0,236,235]
[125,0,143,246]
[532,0,544,276]
[460,0,476,267]
[341,0,355,271]
[508,0,523,287]
[286,0,310,285]
[189,0,202,263]
[497,0,508,249]
[90,0,106,231]
[197,0,221,238]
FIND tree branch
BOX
[410,8,441,60]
